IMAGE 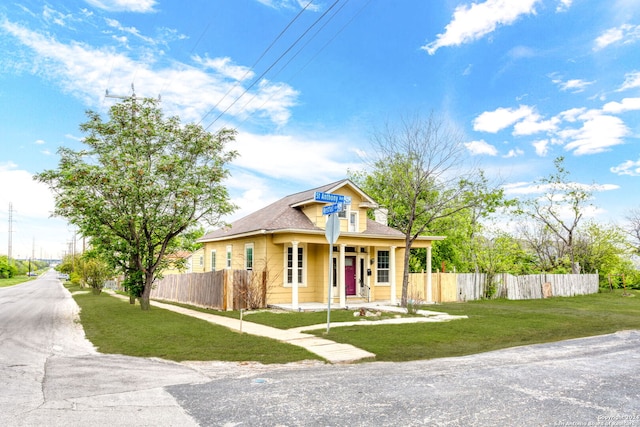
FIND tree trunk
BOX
[401,240,412,307]
[139,272,154,311]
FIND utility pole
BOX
[7,202,14,266]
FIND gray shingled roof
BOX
[200,179,405,241]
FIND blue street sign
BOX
[322,202,343,215]
[314,191,345,204]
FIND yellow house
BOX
[198,179,444,309]
[162,248,206,275]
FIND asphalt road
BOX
[2,270,640,426]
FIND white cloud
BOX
[556,0,573,12]
[559,112,629,155]
[558,107,587,122]
[532,139,549,156]
[551,77,594,93]
[105,18,155,44]
[84,0,157,13]
[594,24,640,50]
[231,132,363,187]
[254,0,320,11]
[611,159,640,176]
[422,0,540,55]
[602,97,640,114]
[503,148,524,158]
[43,5,74,27]
[193,56,254,82]
[618,71,640,91]
[0,163,70,258]
[35,139,45,145]
[473,105,533,133]
[513,113,559,136]
[464,139,498,156]
[0,19,298,126]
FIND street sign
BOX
[325,213,340,244]
[322,202,343,215]
[314,191,345,204]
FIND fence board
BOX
[409,272,599,302]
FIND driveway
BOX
[2,271,639,426]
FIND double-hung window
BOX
[377,250,390,283]
[210,250,216,271]
[286,246,304,285]
[225,245,232,269]
[245,243,254,270]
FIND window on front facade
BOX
[245,243,254,270]
[349,212,357,232]
[377,250,390,283]
[226,245,232,269]
[287,246,304,284]
[210,250,216,271]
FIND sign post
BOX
[324,211,341,334]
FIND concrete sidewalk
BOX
[150,300,376,363]
[107,292,465,364]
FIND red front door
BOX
[345,256,356,296]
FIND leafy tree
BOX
[351,112,505,306]
[36,97,237,310]
[516,157,592,274]
[573,221,636,286]
[80,252,112,294]
[0,255,17,279]
[625,207,640,255]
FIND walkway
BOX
[108,292,466,364]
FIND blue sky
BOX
[1,0,639,259]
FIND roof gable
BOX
[199,179,398,241]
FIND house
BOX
[162,248,206,275]
[198,179,444,309]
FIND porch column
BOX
[291,241,299,310]
[426,245,433,303]
[339,244,346,308]
[390,245,397,305]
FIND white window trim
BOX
[210,250,217,272]
[375,248,390,286]
[245,243,254,271]
[348,210,358,232]
[283,244,307,288]
[225,245,232,269]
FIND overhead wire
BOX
[202,0,344,131]
[230,0,352,126]
[228,0,373,131]
[196,0,318,127]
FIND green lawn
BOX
[163,301,414,329]
[70,286,322,363]
[69,284,640,364]
[305,290,640,361]
[0,276,36,288]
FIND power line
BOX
[202,0,344,131]
[197,0,319,128]
[227,0,372,131]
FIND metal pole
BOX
[327,244,333,334]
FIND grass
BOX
[68,284,321,364]
[159,301,413,329]
[305,290,640,361]
[68,282,640,364]
[0,275,36,288]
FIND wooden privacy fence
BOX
[409,272,599,302]
[150,270,266,310]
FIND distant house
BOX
[162,248,205,275]
[198,179,444,308]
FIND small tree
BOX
[351,112,505,306]
[36,97,237,310]
[516,157,592,274]
[82,257,111,295]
